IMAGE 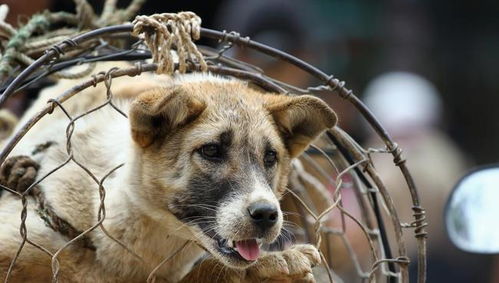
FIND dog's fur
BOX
[0,66,336,282]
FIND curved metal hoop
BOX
[0,24,427,283]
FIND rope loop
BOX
[131,12,207,74]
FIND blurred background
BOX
[3,0,499,281]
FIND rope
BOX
[132,12,208,74]
[100,0,118,22]
[120,0,147,24]
[0,5,15,37]
[0,14,50,77]
[51,62,97,80]
[74,0,97,29]
[33,186,96,250]
[0,0,147,81]
[0,4,8,22]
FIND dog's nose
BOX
[248,202,278,230]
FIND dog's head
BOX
[128,74,336,268]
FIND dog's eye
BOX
[264,150,278,167]
[199,144,223,160]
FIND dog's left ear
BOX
[265,95,337,158]
[129,87,206,147]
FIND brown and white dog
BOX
[0,67,336,282]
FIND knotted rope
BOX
[132,12,208,74]
[0,0,146,80]
[0,14,50,77]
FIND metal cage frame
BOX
[0,23,427,283]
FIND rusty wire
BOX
[0,23,427,283]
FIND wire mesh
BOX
[0,23,427,283]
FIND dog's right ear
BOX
[265,95,337,158]
[129,87,206,147]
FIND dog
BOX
[0,66,337,282]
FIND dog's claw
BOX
[248,244,320,283]
[0,155,39,194]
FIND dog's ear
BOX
[265,95,337,158]
[129,87,206,147]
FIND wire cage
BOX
[0,8,427,283]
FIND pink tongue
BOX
[235,239,260,261]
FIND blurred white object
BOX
[446,166,499,254]
[0,5,8,23]
[362,71,472,279]
[363,71,442,134]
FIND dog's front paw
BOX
[0,155,39,193]
[248,244,321,283]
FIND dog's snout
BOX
[247,202,278,230]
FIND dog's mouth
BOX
[215,236,263,262]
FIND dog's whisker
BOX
[179,216,218,222]
[175,203,220,212]
[282,211,300,217]
[282,220,301,228]
[280,229,294,244]
[173,218,217,233]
